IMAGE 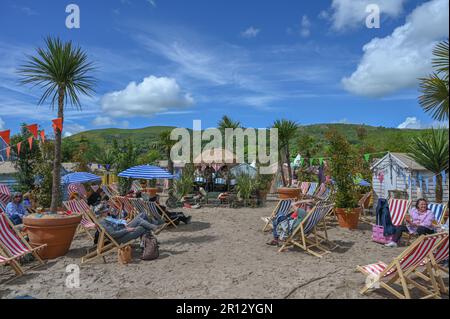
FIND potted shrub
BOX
[255,173,274,205]
[236,173,254,207]
[326,129,361,229]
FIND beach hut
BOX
[371,152,449,203]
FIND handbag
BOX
[118,245,132,265]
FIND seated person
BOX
[87,189,101,207]
[267,202,313,246]
[385,198,436,248]
[95,208,164,245]
[98,188,109,202]
[22,193,35,213]
[5,192,28,225]
[148,195,191,225]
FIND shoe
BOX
[266,239,279,246]
[385,242,398,248]
[184,216,192,224]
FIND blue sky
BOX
[0,0,448,136]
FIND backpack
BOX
[141,233,159,261]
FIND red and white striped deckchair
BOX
[299,182,310,195]
[357,233,446,299]
[109,184,119,195]
[388,198,411,227]
[112,196,136,220]
[63,200,97,240]
[0,184,10,205]
[68,183,87,199]
[0,213,46,268]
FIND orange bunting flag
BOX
[28,137,33,150]
[6,147,10,159]
[40,130,46,143]
[0,130,10,145]
[26,124,38,139]
[17,142,22,154]
[52,118,63,134]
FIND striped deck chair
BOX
[303,182,318,199]
[131,181,143,192]
[63,200,97,240]
[414,234,449,294]
[0,201,6,214]
[112,196,137,220]
[129,199,169,232]
[0,213,46,269]
[68,183,87,199]
[0,244,24,280]
[80,209,137,264]
[109,184,120,195]
[145,201,178,228]
[388,198,411,227]
[299,182,310,195]
[428,203,448,225]
[101,185,115,199]
[357,233,446,299]
[279,202,335,257]
[261,199,294,232]
[358,192,373,224]
[91,185,100,192]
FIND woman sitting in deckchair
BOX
[266,201,314,246]
[385,198,436,248]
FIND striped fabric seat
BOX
[300,182,310,195]
[62,200,96,229]
[434,237,449,263]
[360,233,445,279]
[145,201,166,223]
[388,198,411,227]
[428,203,447,224]
[306,183,318,197]
[275,199,294,218]
[0,184,10,206]
[303,203,333,235]
[109,184,119,194]
[0,201,6,213]
[113,197,135,218]
[0,213,33,258]
[68,183,87,198]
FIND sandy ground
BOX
[1,199,448,299]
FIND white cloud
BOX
[342,0,449,97]
[328,0,406,31]
[398,117,423,129]
[147,0,156,7]
[300,15,311,38]
[64,132,73,137]
[0,117,4,130]
[241,26,260,38]
[101,75,194,117]
[92,116,116,126]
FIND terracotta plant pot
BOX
[278,187,300,200]
[335,207,362,230]
[23,214,82,260]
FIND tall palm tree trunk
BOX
[435,174,443,203]
[285,146,293,186]
[167,148,174,189]
[50,87,64,213]
[279,150,287,187]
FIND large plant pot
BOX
[23,214,82,260]
[278,187,300,200]
[335,207,361,230]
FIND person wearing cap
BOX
[5,192,29,225]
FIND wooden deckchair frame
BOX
[261,198,295,232]
[0,243,24,282]
[81,209,137,264]
[357,233,446,299]
[278,202,335,258]
[358,191,373,224]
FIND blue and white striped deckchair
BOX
[262,199,294,232]
[305,182,318,198]
[279,202,335,257]
[428,203,448,224]
[0,201,6,214]
[145,201,178,228]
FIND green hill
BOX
[65,123,430,156]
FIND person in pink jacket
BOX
[385,198,436,247]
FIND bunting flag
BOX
[412,178,416,187]
[0,130,10,145]
[364,154,370,162]
[6,147,10,159]
[28,137,33,150]
[425,178,429,192]
[408,175,411,186]
[105,164,111,171]
[52,118,63,134]
[433,176,437,188]
[442,171,447,182]
[25,124,38,139]
[40,130,45,143]
[17,142,22,154]
[419,178,423,190]
[378,172,384,184]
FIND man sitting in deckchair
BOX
[94,206,165,245]
[266,201,314,246]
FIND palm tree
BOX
[273,119,299,186]
[153,130,177,188]
[18,37,95,213]
[218,115,241,131]
[419,40,449,121]
[408,128,449,203]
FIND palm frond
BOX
[432,40,449,75]
[418,74,449,121]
